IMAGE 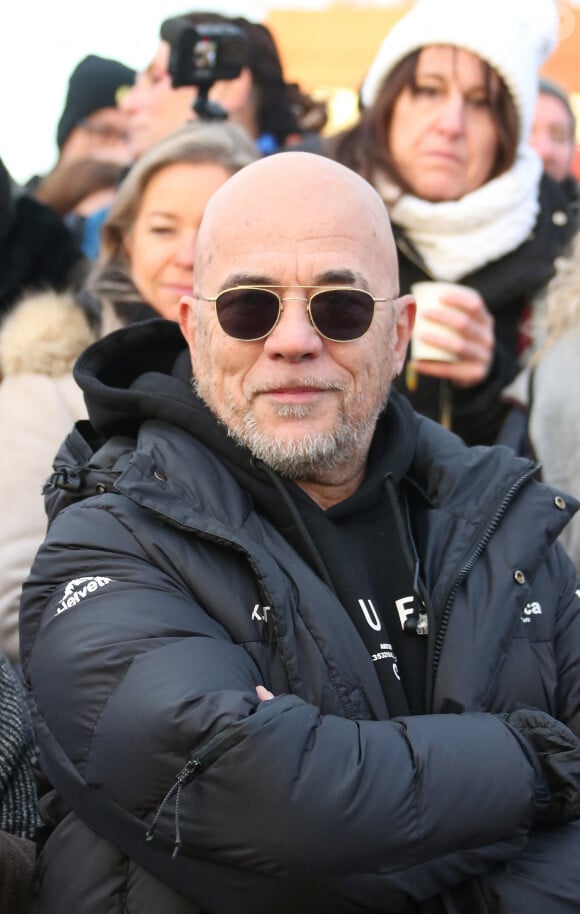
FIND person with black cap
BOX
[29,54,136,256]
[54,54,135,168]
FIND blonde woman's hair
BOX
[89,121,259,311]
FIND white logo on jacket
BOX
[358,598,382,631]
[520,601,542,624]
[251,604,271,622]
[56,577,112,615]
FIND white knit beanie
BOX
[360,0,559,143]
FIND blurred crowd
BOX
[1,3,580,911]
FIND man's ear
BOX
[393,294,416,374]
[179,295,196,347]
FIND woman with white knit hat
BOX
[328,0,575,446]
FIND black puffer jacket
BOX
[20,320,580,913]
[395,174,577,446]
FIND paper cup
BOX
[410,281,468,362]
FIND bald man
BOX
[20,153,580,913]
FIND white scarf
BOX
[374,146,543,281]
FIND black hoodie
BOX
[75,318,427,712]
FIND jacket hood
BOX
[73,315,419,499]
[74,316,579,542]
[74,318,194,437]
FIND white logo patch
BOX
[371,642,401,680]
[358,598,382,632]
[521,601,542,624]
[56,576,112,615]
[251,604,271,622]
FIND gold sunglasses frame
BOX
[198,285,392,342]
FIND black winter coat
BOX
[395,174,577,446]
[20,320,580,913]
[0,158,85,317]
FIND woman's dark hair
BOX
[178,12,327,146]
[328,49,519,196]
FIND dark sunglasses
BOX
[198,285,391,342]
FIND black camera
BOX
[160,18,247,120]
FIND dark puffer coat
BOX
[0,157,85,318]
[19,320,580,913]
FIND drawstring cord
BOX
[251,457,336,591]
[382,473,429,636]
[145,759,200,859]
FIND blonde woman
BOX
[0,121,257,662]
[89,120,258,328]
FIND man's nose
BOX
[263,297,324,359]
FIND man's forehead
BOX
[198,153,392,258]
[197,213,393,289]
[204,152,388,227]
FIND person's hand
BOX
[410,286,494,388]
[501,707,580,825]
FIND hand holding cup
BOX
[409,282,494,388]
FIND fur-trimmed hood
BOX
[0,291,96,379]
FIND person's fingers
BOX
[256,685,275,701]
[410,294,494,386]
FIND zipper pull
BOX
[404,609,429,636]
[145,758,201,854]
[416,610,429,636]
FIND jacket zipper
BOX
[145,695,303,857]
[383,474,430,637]
[428,463,540,708]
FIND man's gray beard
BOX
[192,377,389,481]
[235,408,376,480]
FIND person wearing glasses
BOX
[36,54,135,174]
[20,152,580,913]
[28,54,136,257]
